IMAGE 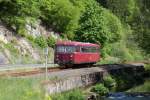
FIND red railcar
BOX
[54,41,100,67]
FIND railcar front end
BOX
[54,45,75,65]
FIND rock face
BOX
[0,23,13,43]
[18,38,40,61]
[0,22,56,64]
[0,52,8,64]
[25,21,60,39]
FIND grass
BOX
[51,89,85,100]
[0,77,45,100]
[0,77,86,100]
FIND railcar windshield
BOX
[56,46,76,53]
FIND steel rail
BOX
[0,63,59,71]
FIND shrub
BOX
[34,36,47,48]
[91,84,109,96]
[144,64,150,71]
[4,43,18,54]
[51,89,84,100]
[66,90,84,100]
[101,40,144,63]
[26,34,34,42]
[103,75,116,88]
[47,36,56,48]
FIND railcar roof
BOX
[56,41,100,47]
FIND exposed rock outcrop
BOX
[0,21,56,64]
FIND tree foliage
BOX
[0,0,149,58]
[75,0,123,46]
[40,0,84,39]
[97,0,150,54]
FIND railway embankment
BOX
[43,63,145,94]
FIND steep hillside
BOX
[0,0,149,64]
[0,22,57,64]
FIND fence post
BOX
[44,47,49,80]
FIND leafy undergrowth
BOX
[51,89,85,100]
[144,64,150,71]
[0,77,45,100]
[0,77,86,100]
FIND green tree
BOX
[98,0,137,22]
[75,0,123,46]
[41,0,83,39]
[0,0,41,35]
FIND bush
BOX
[34,36,47,48]
[51,89,84,100]
[47,36,56,48]
[103,75,116,88]
[101,40,144,63]
[91,84,109,96]
[4,43,19,54]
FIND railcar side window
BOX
[65,46,75,53]
[81,47,98,53]
[56,46,65,52]
[56,46,75,53]
[81,47,88,52]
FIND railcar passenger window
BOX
[56,46,65,53]
[56,46,75,53]
[65,46,75,53]
[81,47,98,53]
[81,47,89,52]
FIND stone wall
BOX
[44,72,103,94]
[42,64,145,94]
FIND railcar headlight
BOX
[70,55,73,57]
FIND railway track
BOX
[0,62,146,77]
[0,64,59,71]
[0,67,63,77]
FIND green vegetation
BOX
[112,71,144,91]
[0,77,44,100]
[128,79,150,92]
[51,89,84,100]
[91,84,109,96]
[0,0,149,63]
[98,0,150,54]
[0,77,85,100]
[144,64,150,71]
[75,0,123,46]
[47,36,56,48]
[4,43,19,54]
[34,36,47,48]
[103,75,116,89]
[90,68,145,97]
